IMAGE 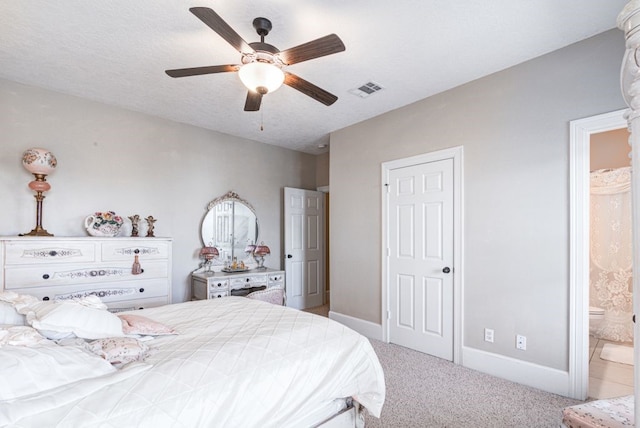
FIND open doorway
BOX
[588,128,633,399]
[569,109,631,400]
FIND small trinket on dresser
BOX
[132,254,142,275]
[129,214,140,237]
[145,215,156,237]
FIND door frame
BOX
[381,146,464,364]
[568,108,627,399]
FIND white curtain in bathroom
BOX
[590,166,633,342]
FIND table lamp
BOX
[20,148,57,237]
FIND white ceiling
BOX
[0,1,628,153]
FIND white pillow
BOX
[21,299,124,340]
[0,340,116,400]
[0,301,26,326]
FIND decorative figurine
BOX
[145,215,156,237]
[129,214,140,237]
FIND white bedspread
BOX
[6,297,385,427]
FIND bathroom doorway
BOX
[569,109,633,401]
[588,128,634,399]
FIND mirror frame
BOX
[200,191,259,263]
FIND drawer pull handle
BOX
[139,288,145,293]
[43,296,50,301]
[246,278,250,282]
[42,274,50,280]
[49,250,57,256]
[134,249,140,254]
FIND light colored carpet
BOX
[600,342,634,366]
[364,340,582,428]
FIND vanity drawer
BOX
[209,290,229,299]
[4,241,97,265]
[229,274,268,289]
[14,278,169,304]
[4,261,169,289]
[101,240,171,261]
[208,279,229,290]
[268,273,284,286]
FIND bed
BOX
[0,295,385,427]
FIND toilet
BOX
[589,306,605,336]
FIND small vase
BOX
[132,255,142,275]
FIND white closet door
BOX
[388,158,454,361]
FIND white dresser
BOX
[192,268,284,300]
[0,237,172,312]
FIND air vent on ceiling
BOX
[349,81,385,98]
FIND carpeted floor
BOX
[364,340,582,428]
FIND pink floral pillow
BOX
[118,314,176,336]
[88,337,149,365]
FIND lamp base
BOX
[20,227,54,237]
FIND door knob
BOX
[287,254,293,259]
[442,267,451,274]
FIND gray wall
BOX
[0,78,317,303]
[329,29,626,371]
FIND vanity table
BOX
[193,191,285,302]
[191,268,284,300]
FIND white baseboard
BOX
[329,311,383,341]
[462,346,570,397]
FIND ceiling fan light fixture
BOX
[239,61,285,94]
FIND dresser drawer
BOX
[15,278,169,304]
[4,261,169,289]
[101,240,171,261]
[107,296,170,312]
[4,241,97,265]
[229,274,268,289]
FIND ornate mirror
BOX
[201,191,259,262]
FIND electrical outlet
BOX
[516,334,527,350]
[484,328,494,343]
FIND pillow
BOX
[118,314,176,336]
[0,339,116,400]
[19,299,124,340]
[0,325,47,347]
[0,301,26,326]
[87,337,149,365]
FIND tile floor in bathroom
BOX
[589,336,634,399]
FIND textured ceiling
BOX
[0,1,628,153]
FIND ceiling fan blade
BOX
[284,72,338,106]
[165,65,239,78]
[278,34,345,65]
[189,7,254,54]
[244,91,263,111]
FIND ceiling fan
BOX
[165,7,346,112]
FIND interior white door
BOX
[284,187,325,309]
[388,158,454,360]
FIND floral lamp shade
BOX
[22,148,57,175]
